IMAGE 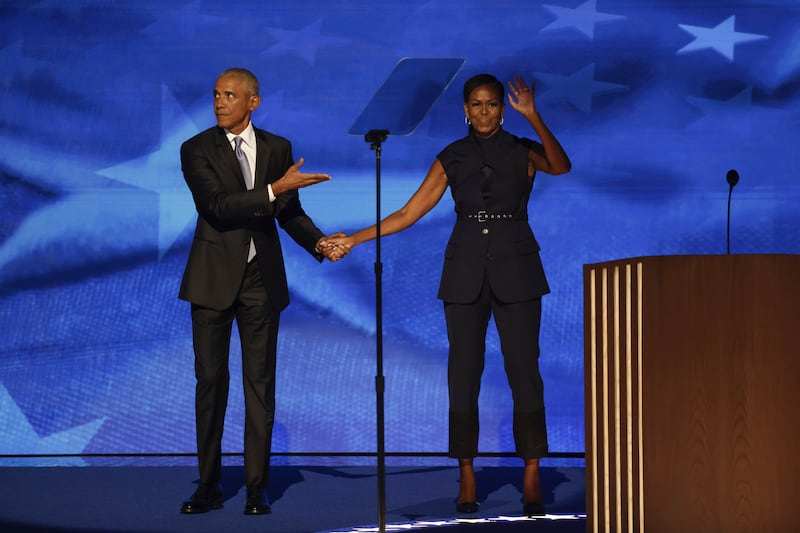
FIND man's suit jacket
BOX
[179,125,324,312]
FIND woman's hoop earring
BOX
[465,117,471,126]
[500,117,504,126]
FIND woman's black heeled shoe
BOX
[456,500,480,514]
[523,501,545,517]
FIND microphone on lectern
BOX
[726,169,739,255]
[726,169,740,189]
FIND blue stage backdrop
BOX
[1,0,798,464]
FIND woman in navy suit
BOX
[330,73,571,516]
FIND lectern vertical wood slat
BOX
[584,254,800,533]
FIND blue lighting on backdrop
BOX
[1,0,798,464]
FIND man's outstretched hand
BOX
[272,158,331,196]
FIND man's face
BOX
[213,74,260,135]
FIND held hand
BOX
[272,157,332,196]
[316,233,350,262]
[325,233,355,252]
[507,75,537,118]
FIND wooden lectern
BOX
[584,254,800,532]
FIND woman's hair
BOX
[462,73,504,102]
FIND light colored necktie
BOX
[234,136,253,189]
[233,136,257,262]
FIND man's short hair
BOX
[220,67,260,96]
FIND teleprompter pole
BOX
[365,128,389,533]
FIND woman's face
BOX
[464,84,504,138]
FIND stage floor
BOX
[0,462,585,532]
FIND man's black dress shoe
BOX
[455,500,480,514]
[523,501,546,517]
[244,488,272,515]
[180,484,223,514]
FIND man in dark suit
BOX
[178,67,343,516]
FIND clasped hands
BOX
[316,234,352,262]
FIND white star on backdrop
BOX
[98,86,200,258]
[141,0,225,40]
[541,0,626,39]
[686,86,754,135]
[678,15,768,62]
[535,63,628,113]
[0,384,105,463]
[772,27,800,84]
[0,124,152,284]
[263,19,350,65]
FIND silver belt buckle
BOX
[477,210,487,223]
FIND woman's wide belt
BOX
[457,211,528,222]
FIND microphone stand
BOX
[726,169,739,255]
[365,128,388,533]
